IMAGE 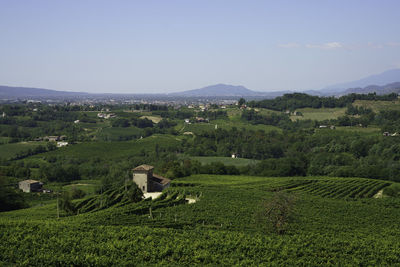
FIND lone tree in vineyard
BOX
[257,191,297,234]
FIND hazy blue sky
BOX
[1,0,400,93]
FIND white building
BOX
[57,141,68,147]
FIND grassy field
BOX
[26,134,183,162]
[0,137,10,144]
[290,107,346,121]
[0,141,46,159]
[335,126,381,134]
[186,156,259,166]
[354,99,400,112]
[140,115,162,123]
[1,174,399,265]
[181,119,282,134]
[96,126,144,141]
[63,180,101,195]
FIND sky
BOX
[0,0,400,94]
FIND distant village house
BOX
[19,179,43,193]
[132,165,171,193]
[57,141,68,147]
[195,117,208,123]
[97,113,116,119]
[42,135,67,142]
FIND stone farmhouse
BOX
[132,165,171,193]
[19,179,43,193]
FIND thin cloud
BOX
[306,42,343,50]
[387,42,400,47]
[278,42,400,50]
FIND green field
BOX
[335,126,381,134]
[96,126,144,141]
[187,156,259,166]
[1,175,399,265]
[354,99,400,112]
[0,141,46,159]
[140,115,162,123]
[63,180,101,195]
[290,107,346,121]
[0,137,10,144]
[181,119,282,134]
[28,134,182,161]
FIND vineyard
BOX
[1,175,400,265]
[286,178,390,199]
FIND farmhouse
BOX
[195,117,208,123]
[43,135,67,142]
[19,179,43,193]
[132,164,170,193]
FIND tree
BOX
[256,191,297,234]
[0,177,27,212]
[238,98,246,107]
[59,191,77,215]
[124,182,143,202]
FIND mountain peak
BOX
[172,84,258,96]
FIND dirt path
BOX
[185,197,197,204]
[373,189,383,198]
[143,192,163,199]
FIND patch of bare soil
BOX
[373,189,383,198]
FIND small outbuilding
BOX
[19,179,43,193]
[132,164,171,193]
[57,141,68,147]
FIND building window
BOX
[143,186,145,191]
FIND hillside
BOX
[1,98,400,265]
[1,175,399,265]
[0,85,88,98]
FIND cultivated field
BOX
[290,107,346,121]
[0,141,46,160]
[1,175,399,265]
[187,156,259,166]
[353,99,400,112]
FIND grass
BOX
[290,107,346,121]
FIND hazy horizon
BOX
[1,0,400,94]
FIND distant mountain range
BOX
[1,69,400,99]
[337,82,400,95]
[0,85,87,97]
[321,69,400,93]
